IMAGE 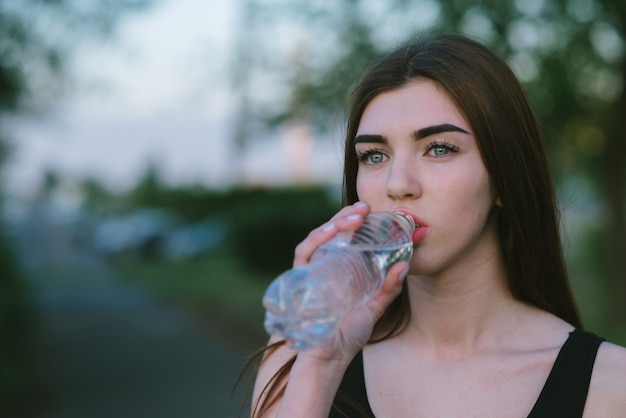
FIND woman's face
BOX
[355,80,500,276]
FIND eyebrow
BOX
[354,123,470,144]
[415,123,469,140]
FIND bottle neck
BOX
[392,211,416,233]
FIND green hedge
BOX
[224,186,339,275]
[0,228,32,411]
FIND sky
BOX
[4,0,343,202]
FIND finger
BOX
[293,221,339,267]
[366,261,409,320]
[329,201,370,223]
[293,202,371,267]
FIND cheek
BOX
[356,172,384,201]
[458,180,495,225]
[430,168,494,220]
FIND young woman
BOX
[248,33,626,417]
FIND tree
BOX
[79,177,115,213]
[0,0,156,113]
[128,160,166,208]
[240,0,626,327]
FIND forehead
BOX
[356,80,471,134]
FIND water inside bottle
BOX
[363,241,413,281]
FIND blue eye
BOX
[368,152,384,163]
[356,148,387,165]
[425,141,459,157]
[433,146,449,156]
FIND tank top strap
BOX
[527,329,605,418]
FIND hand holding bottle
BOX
[263,202,412,359]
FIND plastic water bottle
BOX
[262,211,415,350]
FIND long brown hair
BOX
[241,32,582,418]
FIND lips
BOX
[411,227,428,245]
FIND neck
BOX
[404,252,522,358]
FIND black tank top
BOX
[330,329,605,418]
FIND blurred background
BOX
[1,0,625,417]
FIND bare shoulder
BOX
[584,340,626,417]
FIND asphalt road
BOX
[9,209,259,418]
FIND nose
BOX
[385,157,422,201]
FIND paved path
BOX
[11,211,259,418]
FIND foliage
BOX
[226,186,339,274]
[79,176,116,212]
[0,0,156,112]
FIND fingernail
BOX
[322,222,336,232]
[354,201,368,207]
[399,267,409,281]
[347,214,361,221]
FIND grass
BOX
[114,247,276,351]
